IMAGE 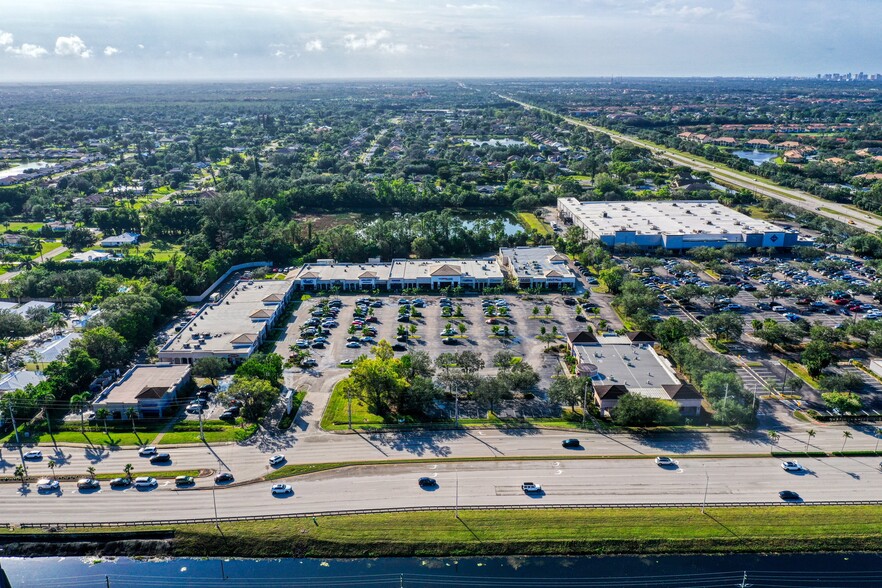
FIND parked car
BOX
[418,477,437,488]
[392,343,407,352]
[346,341,361,348]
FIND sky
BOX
[0,0,880,82]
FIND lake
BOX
[733,150,777,166]
[0,162,51,179]
[463,138,527,147]
[3,553,882,587]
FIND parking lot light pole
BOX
[582,378,588,427]
[701,469,709,514]
[4,402,27,478]
[198,408,205,442]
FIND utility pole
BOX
[582,378,588,427]
[723,383,729,426]
[701,469,709,514]
[347,387,352,430]
[5,402,27,477]
[454,384,460,427]
[455,469,459,519]
[198,408,205,442]
[212,458,221,529]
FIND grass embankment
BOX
[780,359,821,389]
[22,506,882,557]
[158,421,258,445]
[0,428,158,447]
[2,419,255,447]
[516,212,552,237]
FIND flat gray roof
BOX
[573,335,679,399]
[94,364,190,406]
[559,198,788,237]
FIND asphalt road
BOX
[9,456,882,525]
[502,95,882,233]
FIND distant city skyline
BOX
[0,0,880,82]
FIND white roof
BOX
[499,246,577,280]
[0,370,45,392]
[559,198,787,237]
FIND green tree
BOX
[71,326,130,371]
[124,463,134,480]
[841,430,853,452]
[822,392,862,414]
[46,312,66,335]
[473,376,510,414]
[598,266,626,294]
[192,357,228,387]
[548,376,586,413]
[701,312,744,342]
[69,392,90,433]
[221,376,280,423]
[235,353,284,385]
[95,407,111,435]
[801,341,834,377]
[126,406,138,435]
[612,393,681,427]
[653,317,698,348]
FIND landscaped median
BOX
[7,505,882,557]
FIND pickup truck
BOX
[521,482,542,493]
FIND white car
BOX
[133,476,158,488]
[138,446,157,457]
[521,482,542,493]
[36,478,60,492]
[269,454,286,466]
[23,450,42,460]
[781,461,802,472]
[271,483,293,495]
[655,456,674,466]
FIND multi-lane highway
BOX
[8,456,882,525]
[501,95,882,233]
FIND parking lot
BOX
[280,293,590,392]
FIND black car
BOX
[219,410,236,421]
[563,298,577,306]
[392,343,407,351]
[779,490,800,501]
[150,453,171,464]
[215,472,234,483]
[561,438,581,448]
[418,477,437,488]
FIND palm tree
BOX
[37,390,56,439]
[87,466,96,480]
[69,392,90,433]
[841,430,853,453]
[126,407,138,435]
[96,408,110,435]
[46,312,66,335]
[767,430,780,449]
[47,460,56,480]
[805,429,816,452]
[14,464,26,487]
[123,463,134,480]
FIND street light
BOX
[701,469,709,514]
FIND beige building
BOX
[498,246,577,289]
[92,363,191,419]
[158,279,295,365]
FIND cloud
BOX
[103,46,120,57]
[379,42,407,54]
[304,39,324,52]
[55,35,92,58]
[343,30,390,51]
[137,44,145,49]
[5,43,48,58]
[0,30,13,47]
[273,49,286,57]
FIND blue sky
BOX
[0,0,879,81]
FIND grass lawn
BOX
[780,359,821,389]
[0,221,43,234]
[51,249,72,261]
[31,505,882,557]
[0,428,158,446]
[516,212,552,237]
[158,421,258,445]
[31,240,63,259]
[321,381,388,429]
[133,240,183,262]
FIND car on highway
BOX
[23,450,42,460]
[418,477,437,488]
[175,476,195,487]
[781,461,802,471]
[561,438,580,448]
[215,472,234,484]
[521,482,542,493]
[149,453,172,464]
[779,490,801,501]
[655,456,674,466]
[138,446,157,457]
[269,454,286,466]
[77,478,100,490]
[109,477,131,488]
[36,478,60,492]
[134,477,158,488]
[271,483,293,495]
